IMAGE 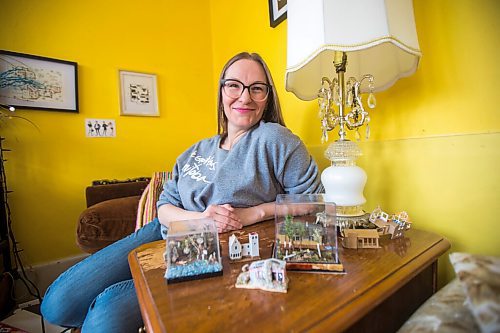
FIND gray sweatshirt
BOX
[157,121,321,213]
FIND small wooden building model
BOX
[369,207,412,239]
[342,206,412,249]
[369,206,389,223]
[342,229,380,249]
[394,211,412,230]
[373,219,405,239]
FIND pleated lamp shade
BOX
[285,0,422,100]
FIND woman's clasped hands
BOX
[202,204,242,233]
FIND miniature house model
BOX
[229,232,259,260]
[235,258,288,293]
[342,229,380,249]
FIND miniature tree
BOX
[284,214,295,243]
[295,222,306,249]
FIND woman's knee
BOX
[81,280,142,333]
[41,260,104,327]
[41,283,86,327]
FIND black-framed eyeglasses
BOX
[220,79,271,102]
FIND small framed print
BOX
[119,70,159,116]
[0,50,78,112]
[268,0,287,28]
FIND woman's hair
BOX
[217,52,285,138]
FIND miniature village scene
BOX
[273,212,343,272]
[235,258,288,293]
[339,206,412,249]
[164,219,223,283]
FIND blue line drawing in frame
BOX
[0,50,78,112]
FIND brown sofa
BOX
[76,179,150,253]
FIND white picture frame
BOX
[119,70,159,116]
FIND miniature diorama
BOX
[235,258,288,293]
[273,194,343,272]
[340,206,412,249]
[229,232,260,261]
[164,219,223,283]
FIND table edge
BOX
[306,237,451,332]
[128,249,166,333]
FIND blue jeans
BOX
[41,219,162,333]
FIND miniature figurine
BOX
[235,258,288,293]
[229,232,260,261]
[315,211,328,226]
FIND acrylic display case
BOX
[164,219,223,283]
[273,194,344,272]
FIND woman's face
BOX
[222,59,268,134]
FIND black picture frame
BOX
[268,0,288,28]
[0,50,79,112]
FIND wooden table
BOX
[128,220,450,333]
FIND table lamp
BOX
[285,0,421,221]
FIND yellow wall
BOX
[1,0,216,263]
[1,0,499,286]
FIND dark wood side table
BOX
[128,220,450,333]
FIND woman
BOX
[41,52,321,332]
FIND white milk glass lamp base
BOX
[321,165,367,209]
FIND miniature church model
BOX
[229,232,259,260]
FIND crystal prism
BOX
[367,93,376,108]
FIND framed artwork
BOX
[119,70,159,117]
[268,0,287,28]
[0,50,78,112]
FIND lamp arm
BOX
[359,74,374,86]
[345,109,365,130]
